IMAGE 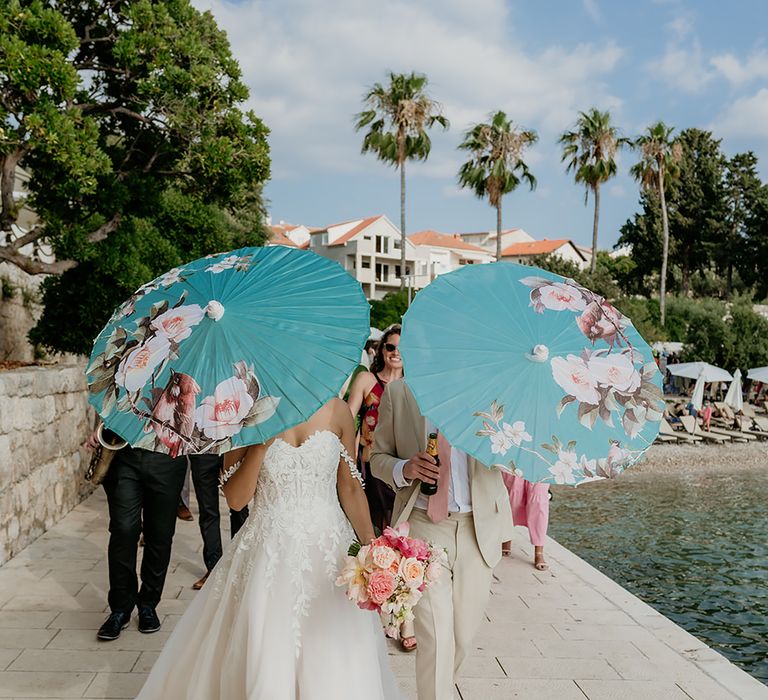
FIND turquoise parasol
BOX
[399,263,663,485]
[86,246,369,456]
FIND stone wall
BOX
[0,364,94,564]
[0,262,45,363]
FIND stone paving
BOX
[0,489,766,699]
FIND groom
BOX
[371,379,513,699]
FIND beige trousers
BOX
[408,509,493,700]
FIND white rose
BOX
[115,336,171,393]
[588,353,641,393]
[537,282,587,312]
[195,376,255,440]
[551,355,601,404]
[150,304,205,343]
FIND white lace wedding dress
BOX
[136,430,402,699]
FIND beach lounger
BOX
[680,416,728,443]
[654,434,679,444]
[706,426,753,442]
[660,417,702,443]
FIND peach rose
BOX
[400,558,425,588]
[370,546,398,570]
[366,570,396,605]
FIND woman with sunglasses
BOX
[346,324,416,651]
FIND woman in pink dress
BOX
[501,474,549,570]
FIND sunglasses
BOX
[384,343,400,352]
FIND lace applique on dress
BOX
[209,430,356,656]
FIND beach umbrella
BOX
[690,372,706,411]
[724,369,744,412]
[400,263,663,486]
[86,246,369,456]
[666,362,733,382]
[747,366,768,383]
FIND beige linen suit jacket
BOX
[370,379,513,568]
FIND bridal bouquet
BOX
[336,522,447,638]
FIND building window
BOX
[393,239,401,249]
[375,263,389,282]
[321,233,328,245]
[395,265,401,278]
[347,256,356,270]
[361,257,371,269]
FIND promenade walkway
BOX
[0,489,766,700]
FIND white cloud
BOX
[608,184,627,198]
[711,88,768,141]
[583,0,601,23]
[647,41,715,93]
[711,50,768,87]
[193,0,623,179]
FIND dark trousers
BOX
[229,504,249,538]
[103,447,187,614]
[189,455,249,572]
[189,455,224,572]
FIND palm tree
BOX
[457,111,538,261]
[355,72,449,289]
[559,108,628,273]
[630,122,682,327]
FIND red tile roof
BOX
[267,228,300,247]
[409,230,489,253]
[500,239,576,257]
[326,216,382,246]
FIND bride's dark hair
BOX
[370,324,402,375]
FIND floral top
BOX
[358,375,386,463]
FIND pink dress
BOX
[501,473,550,547]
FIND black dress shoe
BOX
[97,611,131,641]
[138,606,161,634]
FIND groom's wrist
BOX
[393,459,411,488]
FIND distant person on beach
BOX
[501,474,549,571]
[700,401,713,431]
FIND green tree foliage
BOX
[355,72,448,289]
[30,188,267,354]
[666,129,728,296]
[0,0,270,276]
[559,109,628,274]
[369,290,409,329]
[457,111,537,260]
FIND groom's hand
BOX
[403,453,440,484]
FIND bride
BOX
[136,397,402,699]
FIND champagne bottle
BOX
[420,432,440,496]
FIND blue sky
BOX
[193,0,768,249]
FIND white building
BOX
[267,222,312,249]
[408,230,494,277]
[459,228,535,253]
[308,215,429,300]
[500,238,588,268]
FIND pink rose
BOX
[425,562,443,583]
[366,570,396,605]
